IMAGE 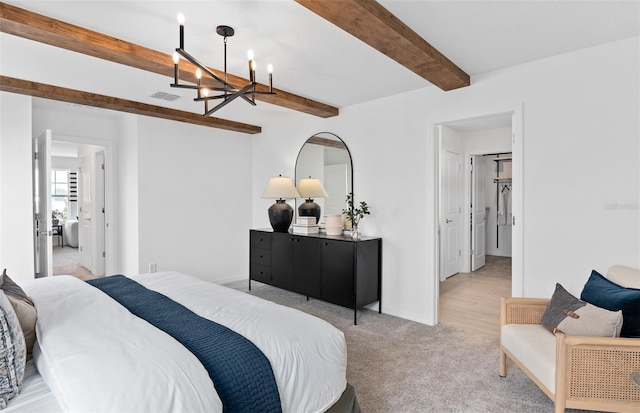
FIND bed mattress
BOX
[11,272,348,412]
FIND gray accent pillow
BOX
[0,270,37,359]
[0,290,26,408]
[541,283,623,337]
[0,270,31,304]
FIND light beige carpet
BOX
[228,280,598,413]
[52,246,97,280]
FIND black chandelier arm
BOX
[240,92,256,106]
[194,94,228,101]
[203,82,257,116]
[175,48,236,91]
[193,84,259,102]
[170,83,200,90]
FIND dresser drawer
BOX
[251,248,271,266]
[250,264,271,283]
[250,231,271,250]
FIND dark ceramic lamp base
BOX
[298,199,321,224]
[268,199,294,232]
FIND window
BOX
[51,170,69,221]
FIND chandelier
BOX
[170,13,275,116]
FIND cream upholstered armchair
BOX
[499,265,640,413]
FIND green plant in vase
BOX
[342,192,370,239]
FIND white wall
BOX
[116,114,140,275]
[460,127,511,155]
[0,92,34,283]
[252,37,640,325]
[136,116,253,282]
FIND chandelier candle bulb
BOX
[172,52,179,84]
[177,13,185,49]
[247,50,255,82]
[195,68,202,97]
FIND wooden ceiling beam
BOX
[0,76,262,134]
[295,0,470,91]
[0,2,339,118]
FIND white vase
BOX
[325,214,343,236]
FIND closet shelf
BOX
[493,157,512,162]
[493,177,512,183]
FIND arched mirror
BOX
[295,132,353,224]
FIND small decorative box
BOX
[296,216,316,226]
[292,224,319,234]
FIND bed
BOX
[3,271,358,412]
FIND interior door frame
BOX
[431,103,524,323]
[40,132,116,275]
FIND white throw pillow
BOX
[607,265,640,289]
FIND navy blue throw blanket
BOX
[87,275,282,413]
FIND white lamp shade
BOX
[297,178,328,198]
[261,176,300,199]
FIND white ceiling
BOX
[2,0,639,126]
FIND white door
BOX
[78,155,93,272]
[34,130,53,277]
[470,155,486,271]
[440,150,461,280]
[95,151,106,276]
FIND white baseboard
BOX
[381,304,436,326]
[216,273,248,285]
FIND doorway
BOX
[34,134,107,279]
[434,106,523,331]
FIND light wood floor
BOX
[439,255,511,337]
[52,245,97,280]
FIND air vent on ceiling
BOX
[149,91,181,102]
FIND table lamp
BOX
[261,175,300,232]
[296,177,328,224]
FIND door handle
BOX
[446,219,453,223]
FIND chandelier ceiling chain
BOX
[170,13,275,116]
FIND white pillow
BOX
[607,265,640,289]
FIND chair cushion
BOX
[540,283,622,337]
[607,265,640,289]
[501,324,555,395]
[581,270,640,338]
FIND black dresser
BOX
[250,229,382,324]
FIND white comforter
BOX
[23,272,347,413]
